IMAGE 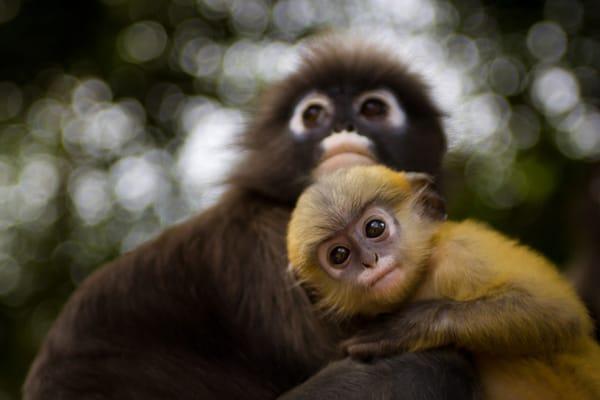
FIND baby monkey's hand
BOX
[341,300,452,360]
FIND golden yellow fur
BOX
[419,221,600,399]
[288,166,433,318]
[287,165,600,400]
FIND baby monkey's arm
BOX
[343,285,587,359]
[343,223,592,360]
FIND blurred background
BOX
[0,0,599,396]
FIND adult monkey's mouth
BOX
[314,131,377,177]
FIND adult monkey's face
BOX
[229,38,446,203]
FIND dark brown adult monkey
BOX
[287,165,600,400]
[24,38,479,399]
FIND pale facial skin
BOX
[289,89,409,177]
[317,205,406,294]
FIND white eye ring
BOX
[355,89,407,129]
[289,92,333,137]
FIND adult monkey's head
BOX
[229,37,446,203]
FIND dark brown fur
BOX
[26,191,330,399]
[24,39,477,399]
[230,38,446,202]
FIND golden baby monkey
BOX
[287,165,600,400]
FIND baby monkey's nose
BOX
[361,252,379,269]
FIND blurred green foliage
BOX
[0,0,599,397]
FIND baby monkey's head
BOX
[287,165,445,318]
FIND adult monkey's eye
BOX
[360,98,388,119]
[290,92,332,137]
[329,246,351,265]
[365,219,386,238]
[302,104,325,128]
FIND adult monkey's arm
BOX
[281,350,481,400]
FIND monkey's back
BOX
[23,191,332,399]
[477,337,600,400]
[431,221,600,399]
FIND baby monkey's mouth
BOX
[314,131,377,177]
[366,266,404,293]
[367,265,396,287]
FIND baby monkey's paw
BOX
[340,317,417,360]
[341,336,407,360]
[340,300,447,360]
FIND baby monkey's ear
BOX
[405,172,447,221]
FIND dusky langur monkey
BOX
[24,38,479,399]
[287,165,600,400]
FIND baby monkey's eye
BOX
[365,219,386,238]
[329,246,351,265]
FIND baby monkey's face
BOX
[317,204,405,295]
[287,166,442,316]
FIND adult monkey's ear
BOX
[405,172,447,221]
